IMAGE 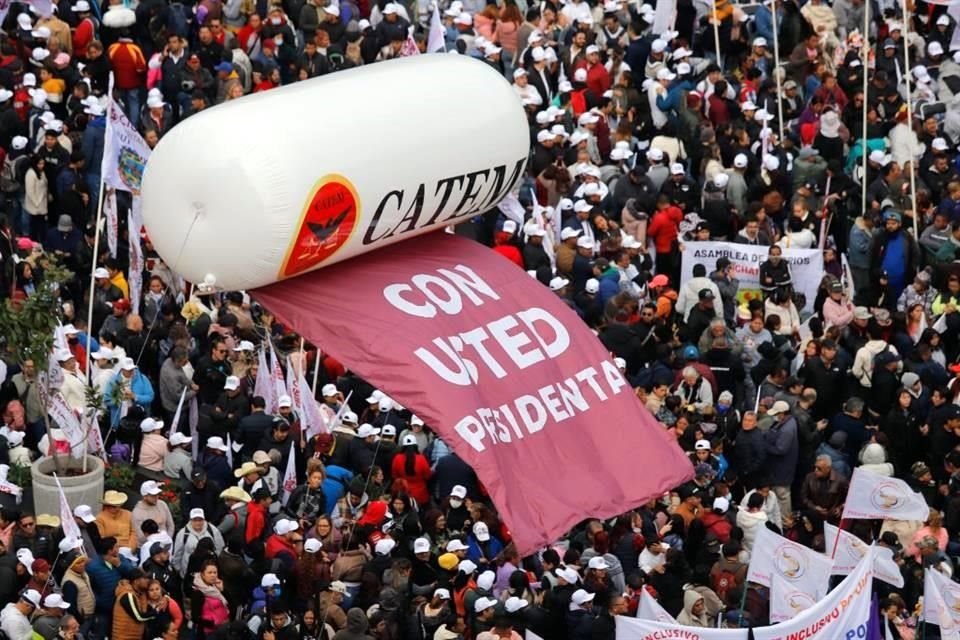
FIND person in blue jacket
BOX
[103,357,155,428]
[322,465,354,514]
[466,521,503,571]
[84,535,136,639]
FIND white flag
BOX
[54,474,82,542]
[842,467,931,522]
[253,348,276,411]
[746,527,833,593]
[824,523,904,586]
[497,192,525,225]
[86,413,107,462]
[128,195,144,314]
[29,0,53,18]
[269,343,286,413]
[752,548,875,640]
[616,616,748,639]
[925,568,960,639]
[104,189,118,258]
[770,573,823,623]
[298,371,329,439]
[48,392,85,458]
[102,93,151,192]
[167,388,187,438]
[281,440,297,506]
[636,588,676,623]
[427,3,445,52]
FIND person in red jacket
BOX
[646,195,683,280]
[72,1,96,60]
[492,220,523,268]
[699,496,733,544]
[581,45,611,98]
[391,435,432,505]
[108,35,146,121]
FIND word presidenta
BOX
[382,264,629,453]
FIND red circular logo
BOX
[281,176,358,278]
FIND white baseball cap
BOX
[321,383,338,397]
[472,522,491,542]
[474,596,497,613]
[140,417,163,433]
[73,505,95,523]
[356,424,380,438]
[375,538,397,555]
[414,537,431,554]
[223,375,240,391]
[588,556,609,570]
[140,480,162,496]
[446,539,469,553]
[189,508,206,520]
[304,538,323,553]
[261,573,281,588]
[278,394,293,408]
[458,559,478,574]
[585,278,600,294]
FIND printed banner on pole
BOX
[746,527,833,591]
[281,440,297,506]
[129,195,144,314]
[924,568,960,639]
[253,232,695,555]
[105,189,118,258]
[616,615,748,639]
[102,94,151,192]
[254,348,276,413]
[636,588,676,623]
[54,474,82,542]
[48,392,85,458]
[824,523,904,587]
[770,573,823,623]
[269,342,286,413]
[752,548,874,640]
[842,467,931,521]
[679,241,823,312]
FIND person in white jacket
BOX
[55,350,87,413]
[677,264,723,320]
[735,492,768,560]
[740,485,782,530]
[851,330,899,389]
[172,509,224,577]
[859,443,895,477]
[22,156,47,241]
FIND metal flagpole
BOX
[903,12,919,237]
[84,184,106,385]
[772,0,784,141]
[861,0,869,216]
[712,1,722,69]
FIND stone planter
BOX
[30,456,105,518]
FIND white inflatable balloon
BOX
[141,55,530,291]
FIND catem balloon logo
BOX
[786,590,816,614]
[280,174,360,279]
[774,544,806,580]
[870,480,907,512]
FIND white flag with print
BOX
[102,93,151,192]
[253,348,276,412]
[128,195,144,314]
[281,440,297,506]
[824,523,904,587]
[167,388,187,438]
[842,467,931,521]
[636,588,676,623]
[104,189,118,258]
[746,527,833,593]
[770,573,823,623]
[54,474,82,542]
[925,568,960,639]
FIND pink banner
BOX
[253,233,692,554]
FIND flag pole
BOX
[861,1,869,219]
[772,0,784,142]
[84,183,106,385]
[902,11,919,238]
[829,518,846,559]
[311,348,322,396]
[712,1,722,69]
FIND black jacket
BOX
[236,411,274,459]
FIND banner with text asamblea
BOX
[842,467,931,521]
[751,547,875,640]
[746,527,833,592]
[253,232,694,554]
[680,241,823,313]
[616,616,748,639]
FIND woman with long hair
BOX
[495,1,523,70]
[422,509,451,555]
[190,560,229,639]
[23,155,47,241]
[390,436,431,506]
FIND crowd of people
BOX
[0,0,957,637]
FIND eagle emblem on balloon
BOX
[281,176,359,278]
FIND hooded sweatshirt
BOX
[676,276,723,320]
[735,510,768,557]
[333,608,374,640]
[859,443,894,476]
[675,590,708,626]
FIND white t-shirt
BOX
[0,603,33,640]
